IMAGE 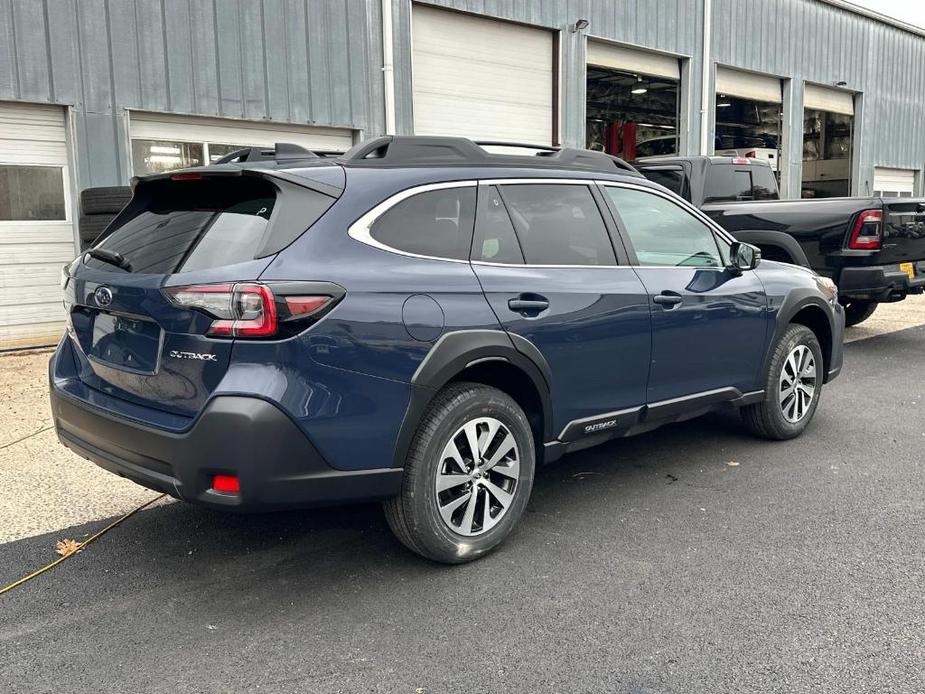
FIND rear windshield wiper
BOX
[86,248,133,272]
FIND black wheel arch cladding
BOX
[392,330,553,468]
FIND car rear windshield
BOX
[84,177,330,274]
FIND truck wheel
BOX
[741,324,824,440]
[843,301,878,327]
[383,382,535,564]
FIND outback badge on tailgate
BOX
[169,350,218,362]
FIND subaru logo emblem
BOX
[94,286,113,307]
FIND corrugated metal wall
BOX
[1,0,924,197]
[711,0,925,196]
[392,0,705,150]
[0,0,384,187]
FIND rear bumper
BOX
[838,261,925,302]
[50,380,403,511]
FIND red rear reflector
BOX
[848,209,883,250]
[170,172,204,181]
[285,296,330,317]
[212,475,240,493]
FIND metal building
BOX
[1,0,924,348]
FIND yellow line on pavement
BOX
[0,493,166,596]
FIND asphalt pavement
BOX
[1,325,923,693]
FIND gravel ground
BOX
[0,324,922,693]
[0,350,170,544]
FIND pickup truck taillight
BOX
[164,283,339,338]
[847,209,883,250]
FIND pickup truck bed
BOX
[634,156,925,325]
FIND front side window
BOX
[369,186,476,260]
[497,184,616,266]
[606,187,725,268]
[0,165,66,221]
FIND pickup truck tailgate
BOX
[879,199,925,265]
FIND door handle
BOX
[653,292,683,308]
[508,295,549,314]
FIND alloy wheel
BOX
[434,416,520,537]
[779,344,817,423]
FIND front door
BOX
[470,181,651,437]
[602,183,768,404]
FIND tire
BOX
[843,300,878,327]
[741,324,824,440]
[383,382,535,564]
[80,186,132,216]
[78,214,113,249]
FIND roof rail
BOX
[339,136,640,176]
[213,142,343,165]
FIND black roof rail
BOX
[339,136,640,176]
[212,142,342,165]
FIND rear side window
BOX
[85,177,331,274]
[704,165,779,203]
[497,184,616,266]
[639,168,687,198]
[369,186,476,260]
[472,186,525,264]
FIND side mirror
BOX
[728,241,761,273]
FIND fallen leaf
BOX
[726,461,740,467]
[55,539,82,557]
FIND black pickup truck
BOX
[634,156,925,326]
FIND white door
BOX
[411,5,554,146]
[873,168,916,198]
[0,102,73,350]
[129,112,354,175]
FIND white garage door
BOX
[411,5,554,146]
[129,112,354,176]
[587,41,679,80]
[0,102,73,350]
[873,167,916,197]
[715,66,782,103]
[804,84,854,116]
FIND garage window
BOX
[0,165,66,221]
[130,140,260,175]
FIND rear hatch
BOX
[64,169,340,419]
[877,199,925,266]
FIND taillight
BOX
[164,282,336,338]
[848,209,883,250]
[732,157,750,165]
[744,150,756,158]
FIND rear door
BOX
[65,173,337,418]
[601,183,768,404]
[470,180,651,437]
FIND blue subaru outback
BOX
[50,137,844,563]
